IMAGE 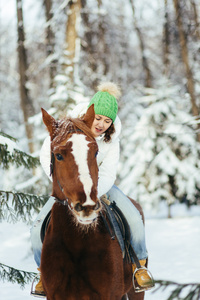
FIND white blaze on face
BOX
[68,134,95,206]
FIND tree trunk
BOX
[64,0,81,86]
[163,0,170,75]
[168,204,172,219]
[173,0,200,142]
[81,0,98,90]
[16,0,35,153]
[97,0,109,77]
[80,0,110,90]
[190,0,200,39]
[44,0,56,88]
[129,0,152,88]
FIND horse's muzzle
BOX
[73,199,102,225]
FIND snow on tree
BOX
[119,81,200,216]
[0,131,48,222]
[0,131,48,285]
[154,280,200,300]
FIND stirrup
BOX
[30,273,46,298]
[132,266,155,293]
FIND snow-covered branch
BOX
[0,143,39,170]
[154,280,200,300]
[0,263,36,288]
[0,190,48,223]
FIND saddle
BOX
[100,196,133,263]
[41,210,51,243]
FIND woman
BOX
[31,82,154,297]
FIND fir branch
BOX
[0,131,17,142]
[0,263,36,288]
[0,143,39,169]
[0,190,49,223]
[154,280,200,300]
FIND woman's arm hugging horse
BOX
[30,82,154,300]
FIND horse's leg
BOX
[127,288,145,300]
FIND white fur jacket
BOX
[40,103,121,197]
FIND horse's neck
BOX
[51,204,78,233]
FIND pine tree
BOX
[0,132,48,285]
[0,263,36,288]
[154,280,200,300]
[119,81,200,217]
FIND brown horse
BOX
[40,106,145,300]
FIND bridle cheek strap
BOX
[50,151,55,176]
[55,198,73,210]
[50,152,73,211]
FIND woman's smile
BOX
[95,127,103,134]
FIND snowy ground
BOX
[1,203,200,300]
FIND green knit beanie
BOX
[88,82,120,122]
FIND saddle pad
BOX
[101,201,132,262]
[40,210,51,243]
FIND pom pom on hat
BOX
[88,82,121,122]
[97,82,121,99]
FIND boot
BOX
[132,259,155,292]
[31,268,46,298]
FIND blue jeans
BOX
[30,186,148,266]
[30,196,55,267]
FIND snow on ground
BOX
[1,204,200,300]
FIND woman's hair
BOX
[104,123,115,142]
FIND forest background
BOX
[0,0,200,299]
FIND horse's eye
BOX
[74,203,84,212]
[56,153,64,161]
[95,151,98,158]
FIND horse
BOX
[40,105,145,300]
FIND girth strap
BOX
[100,211,115,240]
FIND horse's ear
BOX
[41,108,57,138]
[83,104,95,129]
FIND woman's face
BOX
[91,114,112,137]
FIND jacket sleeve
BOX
[40,136,52,182]
[97,139,120,198]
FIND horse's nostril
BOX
[75,203,84,212]
[94,201,100,211]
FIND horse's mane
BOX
[69,117,95,140]
[52,117,95,145]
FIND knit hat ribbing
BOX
[88,82,120,122]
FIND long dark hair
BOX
[104,123,115,143]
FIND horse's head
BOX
[41,105,102,225]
